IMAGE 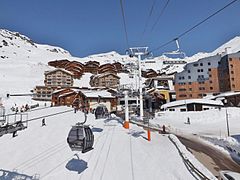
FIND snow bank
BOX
[153,108,240,136]
[168,134,217,180]
[201,136,240,162]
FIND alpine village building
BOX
[51,88,117,112]
[33,68,74,101]
[174,52,240,100]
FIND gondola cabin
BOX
[67,124,94,153]
[95,105,109,119]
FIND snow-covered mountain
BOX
[0,29,71,63]
[212,36,240,55]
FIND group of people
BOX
[11,104,30,113]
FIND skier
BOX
[162,125,166,134]
[12,130,17,138]
[42,118,46,126]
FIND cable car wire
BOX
[120,0,130,48]
[151,0,170,31]
[22,109,73,123]
[142,0,157,37]
[150,0,239,53]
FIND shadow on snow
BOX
[65,155,88,174]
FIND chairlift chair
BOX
[67,123,94,153]
[163,39,186,58]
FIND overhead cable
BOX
[120,0,130,48]
[142,0,157,37]
[151,0,170,31]
[151,0,239,53]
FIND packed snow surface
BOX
[0,106,197,180]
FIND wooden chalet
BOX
[90,73,120,88]
[51,88,117,112]
[112,62,123,73]
[84,61,99,74]
[64,63,84,79]
[142,69,158,78]
[98,64,117,74]
[48,59,70,68]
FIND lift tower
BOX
[127,47,149,121]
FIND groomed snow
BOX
[0,106,198,180]
[153,108,240,137]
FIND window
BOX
[209,74,212,77]
[201,69,203,72]
[188,82,192,85]
[188,70,191,73]
[218,61,221,65]
[188,76,191,79]
[189,94,192,97]
[210,80,213,83]
[230,64,233,68]
[231,78,234,81]
[200,63,203,66]
[210,87,213,90]
[232,84,235,88]
[179,88,186,91]
[197,69,200,72]
[193,63,198,67]
[208,68,211,72]
[179,94,187,97]
[229,58,232,61]
[169,109,175,112]
[189,88,192,91]
[208,62,211,66]
[231,71,234,74]
[180,109,186,112]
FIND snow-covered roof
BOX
[45,68,73,76]
[206,91,240,100]
[81,90,114,98]
[93,73,120,79]
[58,91,75,98]
[162,99,223,109]
[52,88,68,94]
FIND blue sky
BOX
[1,0,239,57]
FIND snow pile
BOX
[201,136,240,162]
[168,134,217,180]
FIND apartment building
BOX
[174,52,240,100]
[218,52,240,92]
[33,69,74,101]
[90,73,120,88]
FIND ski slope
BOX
[0,106,197,180]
